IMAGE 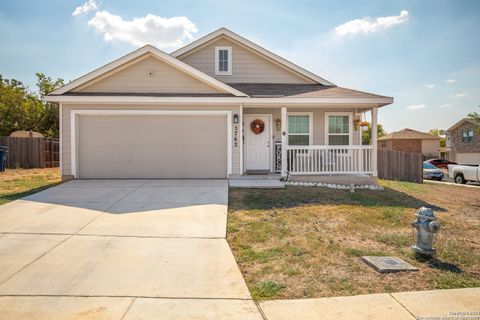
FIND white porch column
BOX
[239,104,243,175]
[371,107,378,177]
[281,106,287,177]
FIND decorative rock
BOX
[285,180,383,191]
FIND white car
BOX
[448,164,480,184]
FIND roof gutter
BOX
[45,95,393,106]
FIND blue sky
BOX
[1,0,479,132]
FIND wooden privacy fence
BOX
[0,137,59,169]
[377,149,423,183]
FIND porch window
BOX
[215,46,232,75]
[288,114,311,145]
[326,113,351,145]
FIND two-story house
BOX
[445,118,480,165]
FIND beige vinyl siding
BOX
[75,55,223,94]
[421,139,440,158]
[61,104,241,178]
[180,38,314,84]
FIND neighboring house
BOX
[46,28,393,181]
[378,128,440,159]
[444,118,480,165]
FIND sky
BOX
[1,0,479,133]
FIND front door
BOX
[245,115,271,171]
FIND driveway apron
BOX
[0,180,262,320]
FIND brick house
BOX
[445,118,480,165]
[378,128,440,159]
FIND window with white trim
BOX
[327,114,351,145]
[288,114,311,145]
[215,46,232,75]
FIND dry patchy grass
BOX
[227,180,480,300]
[0,168,61,205]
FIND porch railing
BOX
[286,145,374,175]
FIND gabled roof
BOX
[171,28,335,86]
[49,44,247,97]
[446,118,480,132]
[378,128,440,141]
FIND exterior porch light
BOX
[275,118,281,131]
[233,114,239,124]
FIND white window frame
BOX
[287,112,313,146]
[324,112,353,146]
[215,46,232,75]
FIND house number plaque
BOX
[233,125,239,147]
[275,142,282,172]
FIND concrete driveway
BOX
[0,180,263,320]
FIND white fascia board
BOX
[50,44,246,97]
[45,95,393,106]
[171,28,335,86]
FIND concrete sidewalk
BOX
[0,287,477,319]
[259,288,480,320]
[425,179,480,188]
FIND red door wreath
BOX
[250,119,265,134]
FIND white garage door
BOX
[456,153,480,165]
[77,114,228,179]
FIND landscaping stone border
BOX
[284,181,384,191]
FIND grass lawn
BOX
[227,180,480,300]
[0,168,61,205]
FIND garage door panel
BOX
[456,153,480,165]
[78,115,227,179]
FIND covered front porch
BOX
[239,105,379,179]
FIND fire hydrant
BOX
[411,207,440,257]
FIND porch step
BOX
[229,174,282,180]
[229,179,285,189]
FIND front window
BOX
[327,114,350,145]
[219,49,228,72]
[288,115,311,145]
[215,46,232,75]
[462,129,474,142]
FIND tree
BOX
[467,111,480,123]
[428,129,446,136]
[0,75,43,136]
[0,73,63,137]
[362,123,386,145]
[428,129,446,147]
[35,73,64,137]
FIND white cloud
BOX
[334,10,409,36]
[72,0,98,16]
[406,104,427,111]
[450,92,466,98]
[426,84,435,89]
[88,11,198,48]
[445,79,456,83]
[440,104,454,108]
